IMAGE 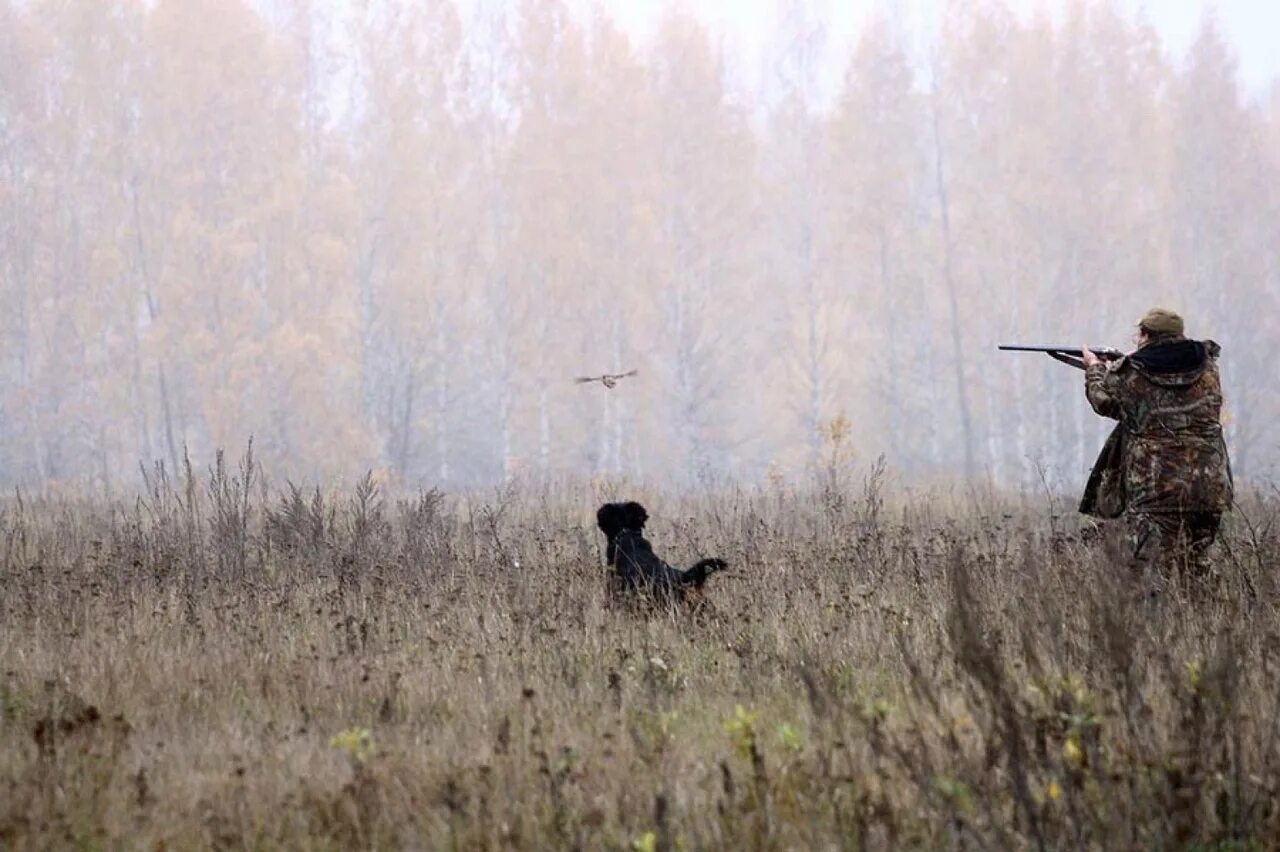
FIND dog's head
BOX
[596,501,649,539]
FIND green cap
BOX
[1138,308,1184,336]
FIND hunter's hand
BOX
[1081,346,1100,368]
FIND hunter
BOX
[1078,308,1233,585]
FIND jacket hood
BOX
[1127,339,1218,387]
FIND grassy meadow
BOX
[2,453,1279,850]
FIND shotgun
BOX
[998,344,1124,370]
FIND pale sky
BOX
[568,0,1279,99]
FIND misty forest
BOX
[2,0,1277,493]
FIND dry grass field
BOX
[2,452,1279,850]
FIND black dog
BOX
[596,501,728,600]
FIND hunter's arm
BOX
[1084,362,1121,420]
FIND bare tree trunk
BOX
[434,308,450,485]
[931,94,976,481]
[983,382,1001,484]
[5,199,46,483]
[879,227,902,462]
[355,226,380,432]
[129,319,153,465]
[397,369,414,476]
[494,281,514,480]
[19,308,47,483]
[597,376,612,475]
[157,364,180,476]
[611,396,626,478]
[130,179,180,475]
[537,381,549,477]
[606,230,627,475]
[536,298,550,477]
[1008,294,1029,487]
[499,385,512,480]
[672,284,698,473]
[802,223,823,469]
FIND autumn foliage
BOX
[1,0,1276,491]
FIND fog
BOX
[1,0,1277,493]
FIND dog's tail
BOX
[681,557,729,588]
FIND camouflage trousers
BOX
[1125,510,1221,589]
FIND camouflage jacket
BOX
[1079,339,1233,517]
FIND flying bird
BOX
[575,369,638,389]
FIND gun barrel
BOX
[998,344,1122,357]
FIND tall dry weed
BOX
[1,450,1278,849]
